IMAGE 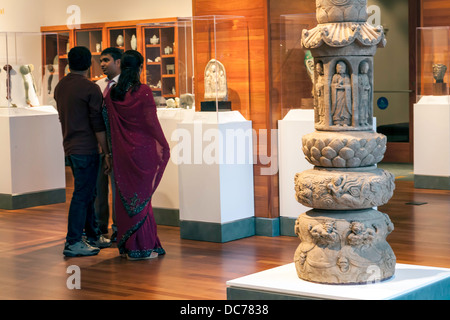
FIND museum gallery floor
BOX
[0,164,449,299]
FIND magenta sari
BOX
[104,84,170,258]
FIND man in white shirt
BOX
[95,47,122,242]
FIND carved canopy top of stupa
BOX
[302,22,386,49]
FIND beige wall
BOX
[0,0,45,32]
[0,0,193,32]
[41,0,193,26]
[369,0,410,127]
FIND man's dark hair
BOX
[68,46,92,71]
[101,47,123,61]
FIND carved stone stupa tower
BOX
[293,0,396,284]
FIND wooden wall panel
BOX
[422,0,450,26]
[193,0,274,218]
[191,0,320,219]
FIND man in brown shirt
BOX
[54,46,112,257]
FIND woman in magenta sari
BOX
[104,50,170,260]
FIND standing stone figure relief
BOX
[331,61,352,126]
[204,59,228,101]
[358,61,371,127]
[315,61,326,125]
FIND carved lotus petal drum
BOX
[302,131,387,168]
[294,0,396,285]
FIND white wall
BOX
[0,0,193,106]
[41,0,193,27]
[0,0,45,32]
[0,0,192,32]
[369,0,410,128]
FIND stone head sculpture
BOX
[432,63,447,83]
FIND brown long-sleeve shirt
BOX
[54,73,106,156]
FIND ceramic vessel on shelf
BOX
[116,35,124,47]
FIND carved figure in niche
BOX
[315,61,326,125]
[358,61,371,126]
[433,63,447,83]
[331,61,352,126]
[204,59,228,101]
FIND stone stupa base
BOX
[294,208,396,285]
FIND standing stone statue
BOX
[201,59,231,111]
[358,61,371,126]
[331,61,352,126]
[295,0,395,285]
[204,59,228,101]
[315,62,326,125]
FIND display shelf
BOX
[142,25,178,101]
[108,27,137,51]
[42,30,73,81]
[75,28,105,81]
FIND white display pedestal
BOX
[153,108,195,226]
[278,109,315,236]
[177,111,255,242]
[414,96,450,190]
[0,106,66,209]
[227,263,450,300]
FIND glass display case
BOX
[42,31,70,82]
[276,13,317,119]
[140,16,250,119]
[174,16,253,242]
[416,26,450,104]
[187,15,250,119]
[0,32,53,108]
[0,32,66,209]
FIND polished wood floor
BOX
[0,165,449,300]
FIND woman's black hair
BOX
[110,50,143,101]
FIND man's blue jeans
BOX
[65,154,101,244]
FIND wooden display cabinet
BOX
[41,18,180,100]
[142,25,178,100]
[108,27,138,51]
[41,28,74,81]
[74,26,106,81]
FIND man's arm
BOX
[95,131,111,174]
